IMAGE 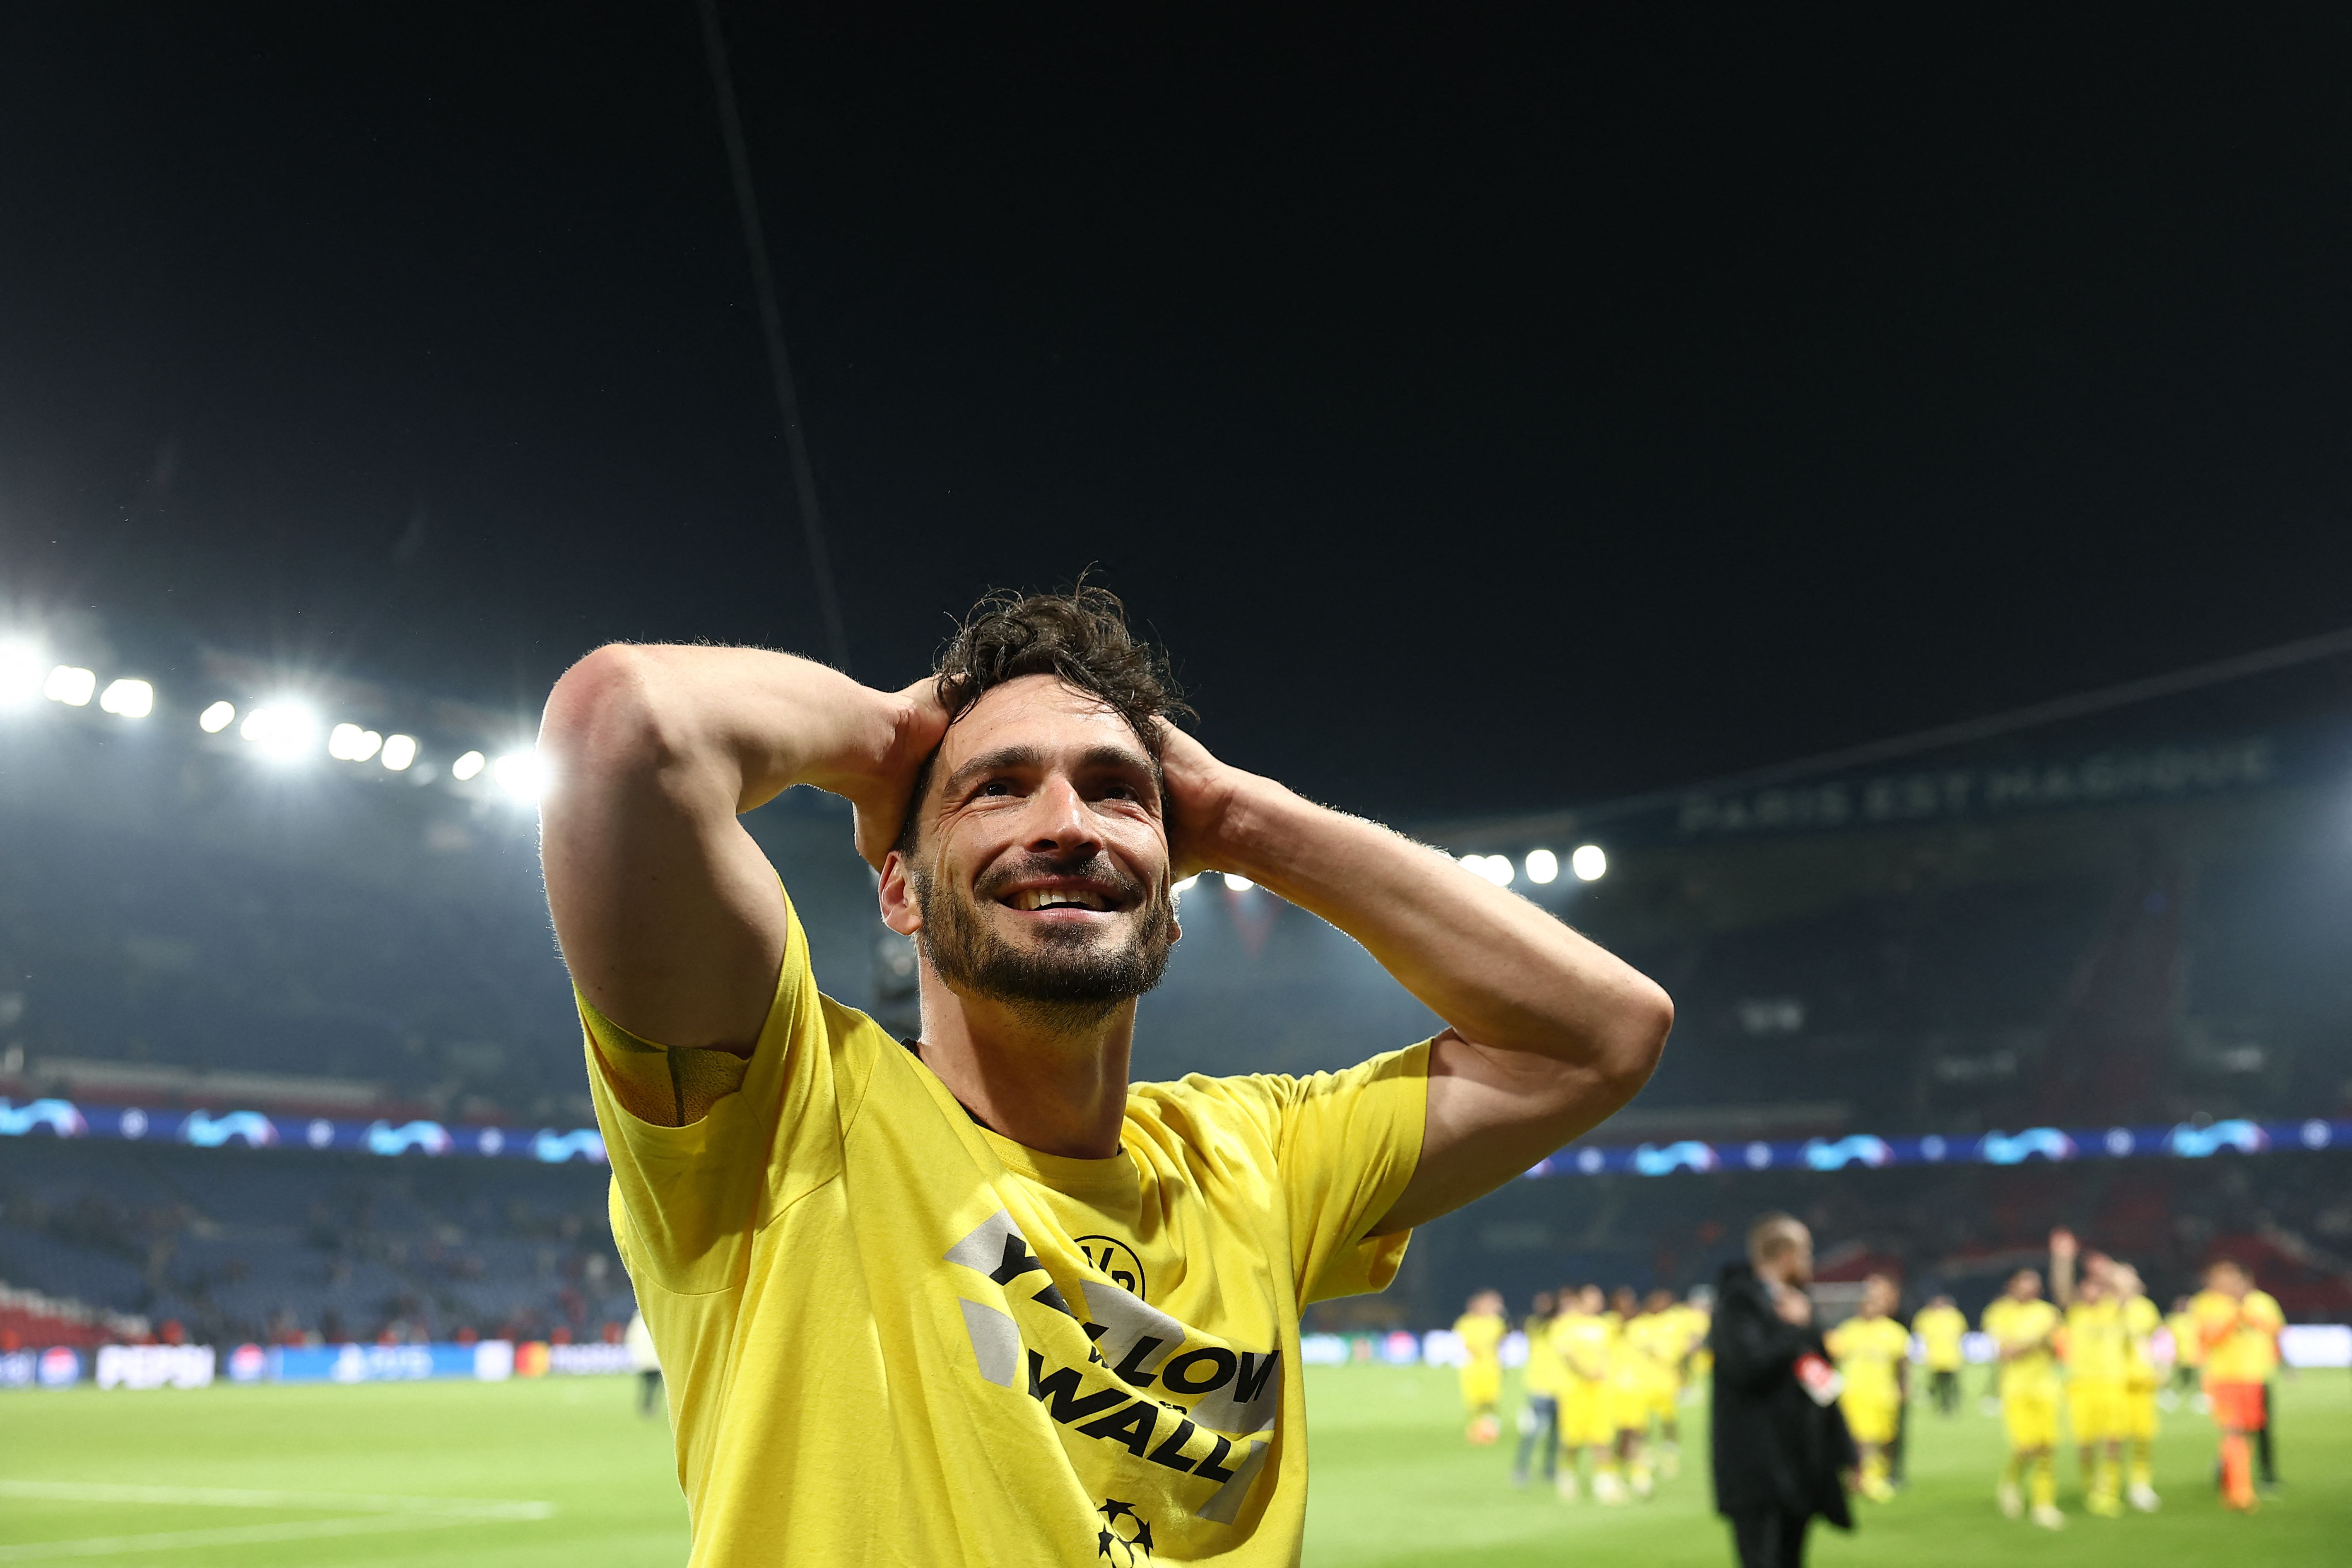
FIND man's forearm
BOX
[1212,775,1667,1074]
[546,644,907,816]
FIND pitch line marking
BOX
[0,1480,555,1561]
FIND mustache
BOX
[972,853,1154,905]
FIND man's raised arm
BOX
[1159,727,1673,1235]
[538,645,943,1054]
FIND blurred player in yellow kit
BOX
[2193,1260,2283,1513]
[1455,1289,1507,1444]
[2114,1264,2163,1511]
[1606,1286,1659,1497]
[1913,1293,1966,1416]
[1511,1291,1562,1488]
[1983,1267,2065,1529]
[1629,1289,1691,1479]
[2050,1230,2125,1517]
[2164,1294,2202,1401]
[2164,1294,2203,1402]
[1548,1286,1619,1502]
[1824,1274,1909,1501]
[1682,1287,1714,1388]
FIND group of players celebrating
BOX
[1981,1231,2285,1525]
[1456,1284,1713,1502]
[1452,1229,2286,1524]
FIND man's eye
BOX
[977,780,1012,798]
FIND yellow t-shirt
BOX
[2194,1289,2285,1385]
[1670,1303,1711,1369]
[1913,1304,1966,1371]
[1522,1314,1564,1397]
[2061,1298,2127,1382]
[1456,1312,1505,1369]
[1824,1314,1910,1406]
[1982,1296,2061,1398]
[1625,1312,1682,1393]
[585,890,1429,1567]
[1549,1312,1612,1388]
[2121,1295,2162,1390]
[2165,1309,2203,1368]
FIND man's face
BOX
[1863,1278,1895,1317]
[2009,1269,2042,1302]
[1776,1226,1815,1288]
[888,676,1177,1026]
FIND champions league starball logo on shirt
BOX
[1094,1498,1154,1563]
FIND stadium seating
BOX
[0,1137,622,1347]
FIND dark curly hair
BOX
[896,584,1191,855]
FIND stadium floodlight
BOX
[492,748,547,803]
[198,700,236,734]
[327,723,383,762]
[1460,853,1513,887]
[380,733,418,771]
[1172,874,1198,894]
[1524,848,1559,884]
[43,665,96,706]
[0,641,44,708]
[1222,872,1253,892]
[98,678,155,718]
[240,703,321,761]
[451,749,487,782]
[1571,843,1607,882]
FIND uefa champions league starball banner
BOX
[1,1096,2346,1181]
[0,1098,606,1163]
[1525,1115,2352,1179]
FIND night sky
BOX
[5,5,2351,823]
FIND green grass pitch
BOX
[0,1367,2342,1563]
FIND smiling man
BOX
[538,586,1672,1566]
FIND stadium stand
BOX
[3,619,2350,1338]
[0,1136,620,1347]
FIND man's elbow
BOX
[1593,976,1672,1104]
[542,644,679,778]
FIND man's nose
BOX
[1022,774,1100,857]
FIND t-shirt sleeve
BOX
[578,882,879,1294]
[1263,1040,1431,1305]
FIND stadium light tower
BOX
[0,641,45,708]
[328,723,383,762]
[1222,873,1254,892]
[43,665,96,706]
[1524,848,1560,884]
[198,701,236,734]
[240,703,321,761]
[380,733,418,771]
[99,679,154,718]
[492,748,548,803]
[1571,843,1608,882]
[451,749,487,782]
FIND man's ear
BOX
[878,849,923,937]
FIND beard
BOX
[913,851,1176,1030]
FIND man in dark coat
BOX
[1709,1213,1856,1568]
